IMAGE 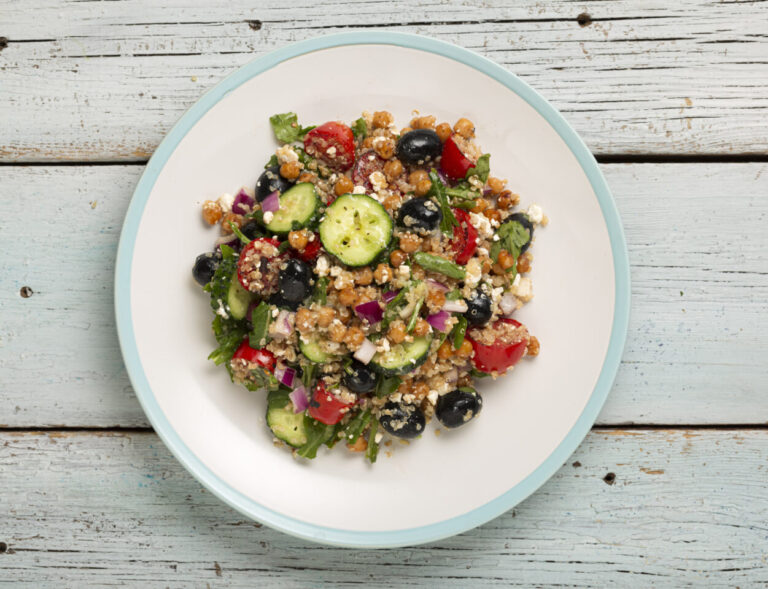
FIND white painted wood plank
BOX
[1,163,766,427]
[0,429,766,585]
[1,0,767,161]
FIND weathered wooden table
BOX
[2,2,767,586]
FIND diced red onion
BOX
[274,367,284,383]
[442,299,468,313]
[436,169,451,186]
[262,191,280,213]
[232,188,255,215]
[279,367,295,388]
[354,338,377,364]
[445,368,458,383]
[500,293,517,316]
[271,310,293,340]
[427,279,448,292]
[289,386,309,413]
[383,290,399,303]
[355,300,383,324]
[483,188,493,197]
[427,310,451,333]
[245,300,260,323]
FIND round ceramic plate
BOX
[116,32,630,548]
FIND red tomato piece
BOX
[352,149,386,190]
[467,318,529,374]
[308,381,354,425]
[451,208,479,265]
[303,122,356,170]
[296,233,322,262]
[237,237,282,293]
[232,339,276,373]
[440,136,476,181]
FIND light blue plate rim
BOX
[115,31,631,549]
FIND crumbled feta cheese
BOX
[468,176,484,191]
[465,258,482,288]
[398,265,411,278]
[215,299,229,318]
[391,393,402,403]
[315,255,330,276]
[329,265,343,277]
[369,171,387,192]
[477,247,489,256]
[352,185,367,194]
[217,193,234,213]
[402,394,415,404]
[271,307,279,318]
[469,212,494,239]
[276,145,299,164]
[427,390,439,405]
[375,432,384,444]
[527,203,544,224]
[512,273,521,288]
[376,338,391,353]
[512,276,533,302]
[326,146,337,157]
[262,211,274,224]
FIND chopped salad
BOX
[192,110,546,462]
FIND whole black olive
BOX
[397,197,442,232]
[464,291,493,326]
[277,258,312,305]
[504,212,534,254]
[240,219,264,241]
[192,252,221,286]
[343,360,378,393]
[255,165,294,201]
[435,388,483,429]
[379,401,426,439]
[395,129,443,165]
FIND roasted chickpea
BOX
[408,169,429,185]
[483,209,502,223]
[399,233,421,253]
[498,190,519,208]
[454,117,475,138]
[354,267,374,286]
[413,318,431,337]
[280,161,301,180]
[457,339,474,358]
[317,306,335,327]
[374,138,396,159]
[372,110,394,129]
[390,249,407,267]
[487,177,505,195]
[426,289,446,313]
[517,253,532,274]
[388,320,407,344]
[414,179,432,197]
[329,322,347,343]
[382,194,402,211]
[411,115,436,130]
[435,122,452,142]
[347,436,368,452]
[296,308,314,333]
[383,159,404,182]
[344,327,366,350]
[480,257,493,274]
[334,176,354,196]
[362,136,375,149]
[400,126,413,136]
[220,212,243,233]
[527,335,540,357]
[470,198,489,214]
[437,341,453,360]
[497,249,516,270]
[492,263,507,276]
[298,171,316,183]
[202,200,223,225]
[374,263,392,284]
[338,288,358,307]
[412,381,430,400]
[288,229,309,251]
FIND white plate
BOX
[116,32,630,548]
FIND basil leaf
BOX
[297,416,336,459]
[352,117,368,140]
[269,112,316,143]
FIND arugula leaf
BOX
[229,221,251,245]
[312,276,329,304]
[365,420,380,463]
[297,416,336,459]
[375,375,401,398]
[301,363,317,390]
[248,367,280,392]
[208,317,246,366]
[269,112,316,143]
[451,315,468,350]
[467,153,490,183]
[489,219,530,280]
[206,244,248,370]
[351,117,368,140]
[264,154,279,169]
[445,182,479,209]
[344,408,372,444]
[428,169,459,235]
[324,423,345,449]
[248,301,272,348]
[406,297,424,333]
[382,286,408,329]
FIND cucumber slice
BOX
[370,335,433,376]
[264,182,318,234]
[299,336,334,363]
[227,273,254,320]
[319,193,393,266]
[266,390,307,447]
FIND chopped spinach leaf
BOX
[296,416,336,459]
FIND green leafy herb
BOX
[469,368,490,379]
[277,241,292,254]
[428,169,458,235]
[451,315,468,350]
[229,221,251,245]
[297,416,336,459]
[445,288,462,301]
[344,408,372,444]
[324,423,345,449]
[467,153,490,183]
[301,363,317,390]
[248,367,280,392]
[382,286,408,329]
[373,235,399,266]
[458,386,477,394]
[445,182,479,209]
[248,301,271,348]
[208,317,247,366]
[312,276,329,305]
[206,245,248,371]
[412,252,466,280]
[264,154,279,169]
[365,420,380,463]
[375,375,402,398]
[269,112,316,143]
[351,117,368,140]
[407,297,424,333]
[489,219,530,280]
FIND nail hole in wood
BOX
[20,286,33,298]
[577,13,592,27]
[603,472,616,485]
[572,461,582,467]
[0,37,8,52]
[0,542,7,553]
[247,20,262,31]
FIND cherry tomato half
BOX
[451,208,479,265]
[440,136,475,181]
[304,122,356,171]
[467,318,529,374]
[296,233,322,262]
[237,237,282,293]
[308,381,354,425]
[232,339,276,373]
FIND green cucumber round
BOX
[299,337,334,363]
[319,193,392,266]
[227,273,254,320]
[266,390,307,447]
[370,335,432,376]
[263,182,318,234]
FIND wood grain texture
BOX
[1,163,766,427]
[0,429,766,586]
[1,0,767,161]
